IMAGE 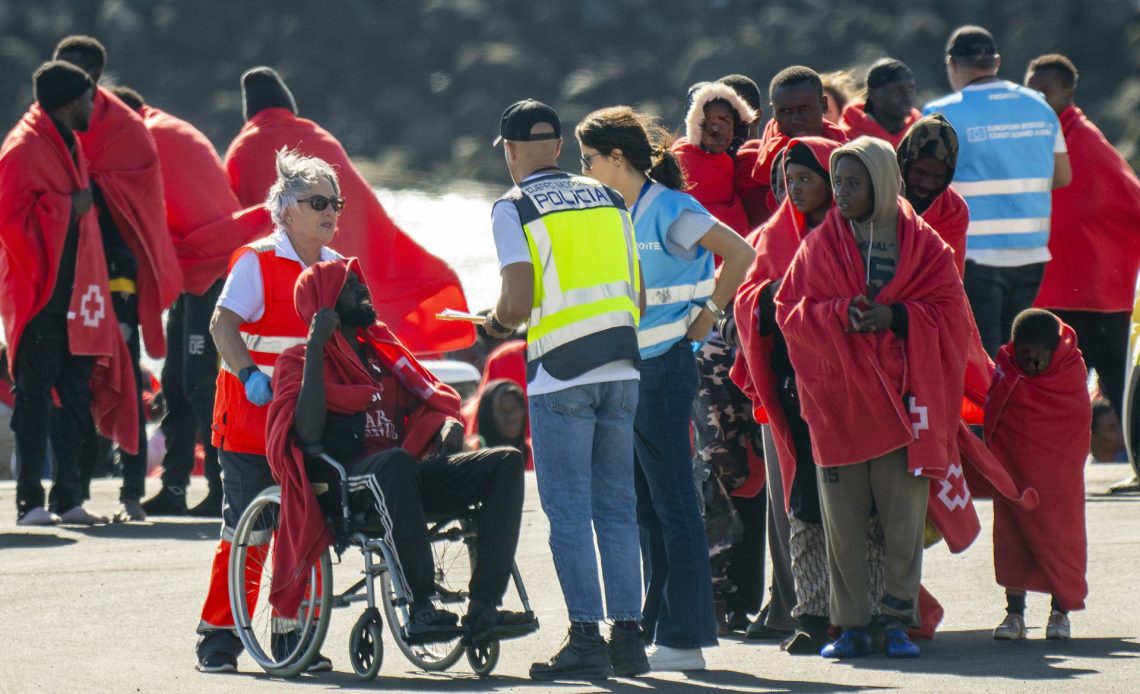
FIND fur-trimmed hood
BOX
[685,82,757,146]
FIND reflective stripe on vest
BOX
[519,193,640,363]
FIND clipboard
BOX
[435,308,486,324]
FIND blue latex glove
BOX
[244,370,273,406]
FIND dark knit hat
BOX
[866,58,914,90]
[785,141,829,185]
[241,66,297,121]
[34,60,94,113]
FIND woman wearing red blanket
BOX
[986,309,1090,641]
[776,136,973,659]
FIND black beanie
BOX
[241,66,297,121]
[785,141,829,185]
[34,60,94,113]
[866,59,914,90]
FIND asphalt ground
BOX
[1,462,1137,693]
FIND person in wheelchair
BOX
[265,256,538,646]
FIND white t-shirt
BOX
[217,229,343,322]
[492,172,639,395]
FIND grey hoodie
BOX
[830,136,904,295]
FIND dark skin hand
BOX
[71,188,92,219]
[847,294,893,333]
[428,419,466,459]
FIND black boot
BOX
[781,614,830,655]
[141,486,188,516]
[530,629,613,681]
[607,624,649,677]
[189,487,222,517]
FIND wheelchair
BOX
[227,452,537,680]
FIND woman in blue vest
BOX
[576,106,755,671]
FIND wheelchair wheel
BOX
[349,608,384,680]
[229,486,333,678]
[465,641,500,677]
[379,516,476,671]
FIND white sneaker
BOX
[58,505,110,525]
[647,645,705,672]
[17,507,60,526]
[1046,610,1071,640]
[993,613,1026,640]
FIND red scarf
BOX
[671,139,750,235]
[746,119,848,223]
[0,104,139,453]
[839,102,922,150]
[1035,105,1140,312]
[140,105,269,295]
[224,108,474,353]
[775,202,969,476]
[731,137,841,508]
[266,258,462,616]
[918,186,969,279]
[985,325,1090,610]
[77,87,181,358]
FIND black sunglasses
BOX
[297,194,346,213]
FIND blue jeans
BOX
[635,340,719,648]
[529,379,643,622]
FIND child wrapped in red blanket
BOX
[986,309,1090,641]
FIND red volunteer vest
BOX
[211,237,310,455]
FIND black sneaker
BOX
[306,653,333,672]
[607,624,650,677]
[196,651,237,673]
[189,489,223,518]
[271,629,332,671]
[406,605,464,644]
[142,486,188,516]
[462,605,539,646]
[530,630,613,681]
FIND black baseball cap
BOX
[946,25,998,57]
[493,99,561,146]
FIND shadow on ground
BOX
[839,630,1140,680]
[66,519,219,541]
[0,532,79,549]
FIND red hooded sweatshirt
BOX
[224,108,473,354]
[986,324,1090,611]
[747,118,848,225]
[139,105,270,295]
[265,257,462,617]
[77,87,181,358]
[0,103,139,453]
[1034,105,1140,312]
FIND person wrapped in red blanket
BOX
[224,67,473,354]
[896,114,969,278]
[671,82,757,236]
[839,59,922,150]
[110,87,271,518]
[775,136,973,659]
[267,258,536,646]
[0,62,136,525]
[986,309,1090,641]
[747,66,848,225]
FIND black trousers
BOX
[12,311,93,516]
[345,446,524,606]
[725,493,766,615]
[963,260,1046,357]
[159,281,223,491]
[1053,310,1129,418]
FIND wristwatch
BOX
[488,313,512,336]
[703,297,725,320]
[238,365,261,384]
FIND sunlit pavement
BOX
[1,463,1137,693]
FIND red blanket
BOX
[0,104,138,453]
[839,102,922,150]
[775,202,969,476]
[1035,105,1140,312]
[140,105,270,295]
[77,87,181,358]
[918,186,968,279]
[671,139,750,235]
[731,137,841,509]
[985,325,1090,611]
[733,139,766,227]
[266,257,462,616]
[224,108,473,353]
[747,119,848,222]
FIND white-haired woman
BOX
[195,148,344,674]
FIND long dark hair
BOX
[575,106,687,190]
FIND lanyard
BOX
[628,179,653,222]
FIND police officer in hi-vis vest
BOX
[483,100,650,680]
